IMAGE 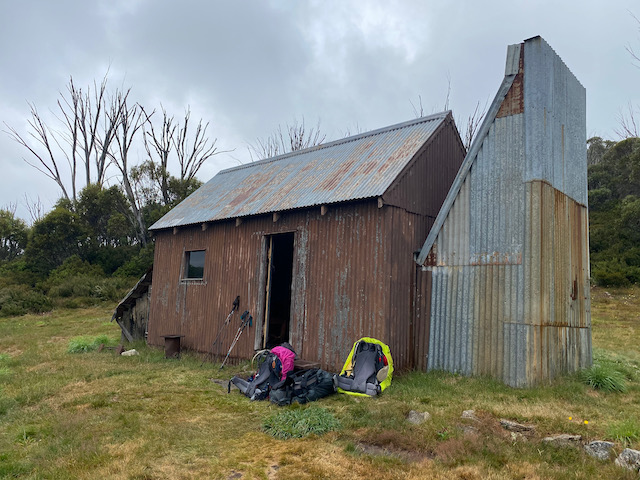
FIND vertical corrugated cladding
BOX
[427,112,528,384]
[521,36,591,384]
[148,200,400,371]
[383,113,466,218]
[302,201,391,371]
[523,181,591,383]
[424,36,590,387]
[414,266,432,370]
[381,113,466,371]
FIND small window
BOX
[185,250,205,279]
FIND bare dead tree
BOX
[460,101,488,151]
[2,202,17,216]
[340,122,365,138]
[618,12,640,138]
[249,117,326,161]
[4,74,126,205]
[143,107,176,204]
[77,75,125,187]
[410,95,424,118]
[615,102,640,139]
[22,194,44,224]
[112,96,150,245]
[626,11,640,68]
[173,107,219,182]
[4,103,72,202]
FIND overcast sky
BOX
[1,0,638,221]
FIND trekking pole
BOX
[201,296,240,366]
[220,310,253,369]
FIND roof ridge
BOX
[219,111,450,175]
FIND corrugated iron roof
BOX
[150,112,450,230]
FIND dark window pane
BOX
[186,250,205,279]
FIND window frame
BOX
[182,249,206,283]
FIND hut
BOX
[414,36,591,386]
[142,35,591,386]
[147,111,465,371]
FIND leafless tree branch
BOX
[249,117,326,161]
[460,100,488,151]
[22,194,44,224]
[173,107,220,182]
[615,102,640,139]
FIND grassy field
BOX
[1,287,639,479]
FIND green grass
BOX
[67,334,117,353]
[263,405,341,439]
[0,289,639,479]
[581,362,627,392]
[608,418,640,447]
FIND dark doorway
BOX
[263,232,295,348]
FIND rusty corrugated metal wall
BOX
[147,118,465,372]
[148,202,406,371]
[416,37,591,387]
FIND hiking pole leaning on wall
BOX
[220,310,253,369]
[201,295,240,367]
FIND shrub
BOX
[262,406,341,439]
[581,363,627,393]
[67,335,116,353]
[0,285,53,317]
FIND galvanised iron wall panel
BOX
[420,36,590,387]
[524,37,587,206]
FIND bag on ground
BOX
[336,337,393,397]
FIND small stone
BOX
[615,448,640,472]
[407,410,431,425]
[121,349,139,356]
[542,434,582,447]
[461,410,479,422]
[500,419,535,433]
[584,440,615,461]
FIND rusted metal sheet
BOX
[148,201,420,371]
[416,36,591,387]
[383,115,466,217]
[150,112,450,231]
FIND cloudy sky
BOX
[1,0,638,221]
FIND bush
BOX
[67,335,116,353]
[581,363,627,393]
[262,406,341,439]
[114,244,154,278]
[46,256,105,285]
[48,274,134,303]
[0,285,53,317]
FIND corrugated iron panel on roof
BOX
[150,112,448,230]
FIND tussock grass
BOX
[263,405,341,439]
[581,362,627,392]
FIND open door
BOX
[263,232,295,348]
